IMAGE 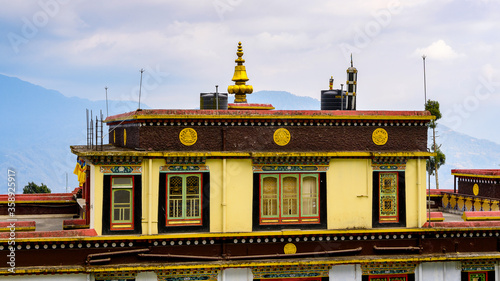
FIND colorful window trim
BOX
[378,172,400,224]
[259,173,320,225]
[372,171,406,228]
[260,277,327,281]
[166,173,203,226]
[367,274,408,281]
[110,176,135,230]
[462,271,494,281]
[468,271,488,281]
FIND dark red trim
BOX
[104,109,432,124]
[452,169,500,176]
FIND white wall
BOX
[416,262,461,281]
[136,271,158,281]
[221,268,253,281]
[330,264,362,281]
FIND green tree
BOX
[23,182,51,194]
[426,145,446,178]
[425,99,445,189]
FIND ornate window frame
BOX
[110,176,135,230]
[252,157,328,231]
[259,173,320,225]
[158,159,210,233]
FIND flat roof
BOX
[451,169,500,179]
[104,109,434,123]
[70,145,435,158]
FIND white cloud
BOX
[414,40,464,60]
[2,0,500,145]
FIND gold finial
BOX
[228,42,253,103]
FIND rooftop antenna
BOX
[422,55,427,106]
[422,54,432,227]
[138,68,144,111]
[340,84,344,110]
[105,86,109,117]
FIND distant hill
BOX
[431,124,500,189]
[248,90,320,110]
[0,74,145,193]
[1,74,498,193]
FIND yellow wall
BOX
[89,157,427,236]
[141,159,161,235]
[328,159,372,229]
[207,159,253,233]
[92,164,103,236]
[225,159,253,232]
[405,158,427,227]
[207,159,222,233]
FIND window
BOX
[461,271,494,281]
[158,171,209,233]
[102,175,142,235]
[110,176,134,230]
[259,173,319,225]
[167,174,202,225]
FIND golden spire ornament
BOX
[228,42,253,103]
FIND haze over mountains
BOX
[1,74,499,193]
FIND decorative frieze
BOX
[160,165,209,172]
[252,265,329,279]
[165,157,206,165]
[156,268,219,281]
[100,166,142,174]
[462,260,496,272]
[94,271,137,280]
[361,261,418,275]
[89,155,142,165]
[372,157,408,171]
[252,156,330,166]
[253,165,328,172]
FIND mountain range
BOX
[1,74,498,193]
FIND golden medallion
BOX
[473,183,479,196]
[179,128,198,146]
[273,128,291,146]
[372,128,388,146]
[284,243,297,254]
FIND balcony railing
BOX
[440,192,500,213]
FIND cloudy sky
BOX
[1,0,499,144]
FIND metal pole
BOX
[422,55,427,106]
[340,84,344,110]
[105,86,109,117]
[215,85,219,110]
[428,170,431,227]
[138,69,144,110]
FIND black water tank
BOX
[321,90,347,110]
[200,93,228,110]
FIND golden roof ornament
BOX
[228,42,253,103]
